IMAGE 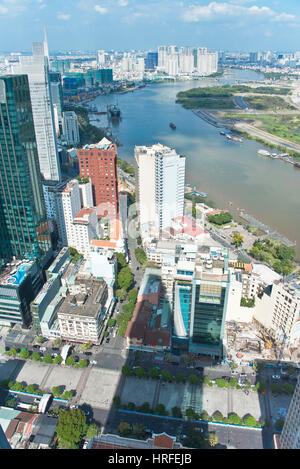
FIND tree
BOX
[80,342,93,351]
[25,384,37,394]
[116,252,127,268]
[7,348,17,356]
[184,427,205,449]
[31,352,41,361]
[275,417,285,431]
[161,369,173,382]
[172,407,183,418]
[134,248,147,265]
[127,289,138,304]
[229,378,238,388]
[122,301,135,315]
[65,356,76,367]
[43,354,53,364]
[135,366,147,379]
[185,408,196,420]
[203,376,212,386]
[118,267,133,290]
[19,349,30,359]
[118,421,131,436]
[5,398,16,408]
[200,410,210,421]
[132,423,146,439]
[243,415,258,427]
[215,378,227,388]
[228,413,242,425]
[52,386,61,397]
[107,318,116,328]
[232,233,244,247]
[85,423,99,439]
[35,336,44,344]
[127,402,136,411]
[78,359,88,368]
[56,408,87,448]
[138,402,151,413]
[188,374,201,385]
[149,368,160,380]
[61,391,73,400]
[12,382,24,392]
[212,411,223,422]
[122,365,132,377]
[116,288,127,301]
[53,355,63,365]
[207,432,219,447]
[155,403,168,415]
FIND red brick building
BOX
[78,138,119,218]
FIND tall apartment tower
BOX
[13,35,61,182]
[78,138,119,218]
[0,75,52,265]
[62,111,80,146]
[280,376,300,448]
[135,143,185,238]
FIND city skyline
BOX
[0,1,300,52]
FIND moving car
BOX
[272,375,280,380]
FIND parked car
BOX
[83,441,89,449]
[106,338,110,344]
[90,360,97,365]
[272,375,281,380]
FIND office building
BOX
[145,52,158,70]
[13,37,61,182]
[62,111,80,146]
[135,143,185,239]
[78,138,119,218]
[171,245,230,359]
[0,75,52,265]
[280,376,300,449]
[57,278,111,345]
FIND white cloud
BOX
[57,12,70,20]
[118,0,128,6]
[183,2,296,24]
[94,4,107,14]
[0,5,8,14]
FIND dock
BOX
[239,212,296,247]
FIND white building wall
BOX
[13,42,61,182]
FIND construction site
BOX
[224,320,293,364]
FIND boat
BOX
[169,122,176,130]
[231,136,243,143]
[225,134,232,140]
[107,104,121,118]
[258,149,271,157]
[220,131,226,136]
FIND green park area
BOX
[250,239,296,275]
[176,84,294,110]
[207,211,232,225]
[225,113,300,146]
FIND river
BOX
[88,69,300,257]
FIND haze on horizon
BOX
[0,0,299,53]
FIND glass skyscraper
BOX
[0,74,52,265]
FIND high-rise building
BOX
[13,35,61,182]
[0,74,53,327]
[78,138,119,218]
[0,75,52,265]
[135,143,185,238]
[62,111,80,146]
[280,376,300,448]
[145,52,158,70]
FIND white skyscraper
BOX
[135,143,185,238]
[62,111,80,146]
[13,33,61,182]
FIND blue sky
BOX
[0,0,300,52]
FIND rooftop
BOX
[57,280,107,318]
[82,137,115,151]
